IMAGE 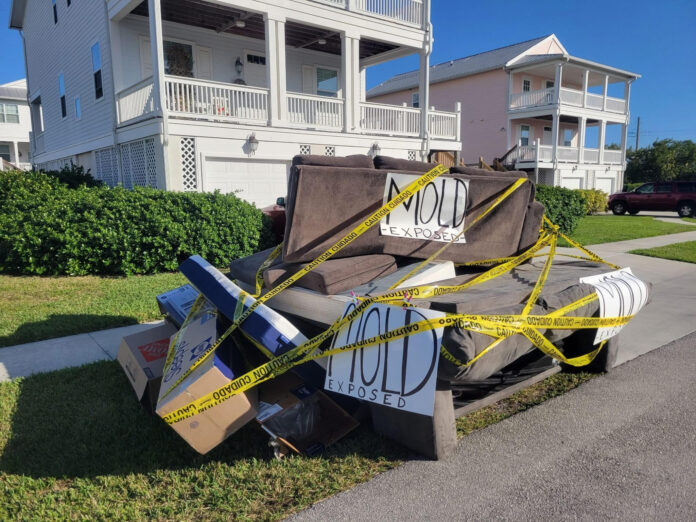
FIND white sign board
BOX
[324,303,445,416]
[380,173,469,244]
[580,267,649,344]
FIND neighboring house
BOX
[9,0,461,207]
[0,79,32,171]
[368,35,640,194]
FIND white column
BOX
[341,33,360,133]
[148,0,166,115]
[582,69,589,108]
[602,74,609,111]
[535,138,541,183]
[578,117,586,163]
[11,141,19,165]
[620,122,628,164]
[554,63,562,104]
[508,72,513,108]
[360,66,367,102]
[506,117,512,151]
[551,112,560,164]
[419,48,430,145]
[598,120,606,164]
[624,80,631,115]
[265,15,286,126]
[455,102,462,142]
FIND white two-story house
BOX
[368,35,640,194]
[10,0,461,207]
[0,79,32,171]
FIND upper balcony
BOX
[506,56,638,120]
[308,0,425,27]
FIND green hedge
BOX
[535,185,587,235]
[42,163,104,188]
[577,189,609,215]
[0,170,274,276]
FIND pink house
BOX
[368,35,640,194]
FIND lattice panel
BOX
[325,146,335,157]
[408,150,417,161]
[300,144,311,155]
[95,147,119,187]
[120,138,158,189]
[181,137,197,191]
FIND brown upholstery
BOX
[450,165,529,180]
[517,201,545,253]
[373,155,438,172]
[264,254,397,295]
[291,154,375,169]
[282,165,536,264]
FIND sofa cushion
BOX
[373,155,438,172]
[291,154,375,169]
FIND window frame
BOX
[52,0,58,24]
[563,128,573,147]
[522,77,532,92]
[545,80,555,90]
[315,66,340,98]
[58,73,67,119]
[412,92,420,108]
[0,144,10,162]
[520,124,531,147]
[0,103,20,124]
[91,42,104,100]
[74,96,82,120]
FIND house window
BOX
[52,0,57,24]
[74,97,81,120]
[520,125,530,146]
[58,74,67,118]
[246,54,266,65]
[67,0,71,6]
[412,93,420,108]
[0,144,10,162]
[316,68,339,97]
[164,41,194,77]
[0,103,20,123]
[92,43,104,99]
[563,129,573,147]
[546,80,554,89]
[522,79,531,92]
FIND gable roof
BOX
[367,35,552,97]
[0,79,27,101]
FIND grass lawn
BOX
[0,273,187,348]
[561,215,695,246]
[630,241,696,264]
[0,361,594,520]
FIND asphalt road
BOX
[292,332,696,521]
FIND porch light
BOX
[317,38,327,45]
[370,142,381,157]
[234,19,246,28]
[247,133,259,154]
[235,57,244,75]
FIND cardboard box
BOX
[156,311,258,455]
[256,373,359,456]
[156,284,200,327]
[117,322,178,414]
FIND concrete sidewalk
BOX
[0,321,164,382]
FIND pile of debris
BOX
[118,155,649,459]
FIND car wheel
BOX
[611,201,627,215]
[677,201,694,218]
[628,209,640,215]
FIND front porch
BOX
[112,0,460,146]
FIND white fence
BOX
[117,77,155,124]
[360,102,420,136]
[509,88,555,109]
[287,92,344,129]
[605,96,627,114]
[354,0,423,25]
[509,86,627,115]
[165,76,269,124]
[585,93,604,110]
[559,87,583,107]
[583,148,599,163]
[429,110,458,139]
[557,145,579,162]
[604,149,623,164]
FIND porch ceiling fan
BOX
[215,11,253,33]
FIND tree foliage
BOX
[625,139,696,183]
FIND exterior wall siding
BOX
[23,0,115,159]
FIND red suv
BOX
[609,181,696,217]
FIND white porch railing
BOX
[429,110,458,139]
[515,145,536,162]
[559,87,583,107]
[165,76,269,124]
[557,145,580,162]
[605,96,627,114]
[287,92,344,129]
[586,93,604,110]
[509,88,554,109]
[604,149,623,164]
[360,102,420,136]
[583,148,599,163]
[117,77,155,124]
[353,0,423,26]
[538,144,553,161]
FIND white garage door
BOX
[203,158,289,208]
[561,177,584,190]
[595,177,615,195]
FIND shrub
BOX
[623,182,643,192]
[535,185,587,235]
[577,189,608,215]
[42,163,104,188]
[0,170,274,276]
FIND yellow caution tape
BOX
[160,166,635,425]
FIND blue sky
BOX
[1,0,695,144]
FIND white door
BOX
[543,126,552,146]
[244,52,267,87]
[202,158,289,208]
[140,37,153,79]
[561,177,584,190]
[595,177,615,195]
[196,47,212,80]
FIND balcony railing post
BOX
[582,69,589,108]
[579,116,586,164]
[535,138,541,163]
[455,102,462,142]
[602,74,609,112]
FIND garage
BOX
[202,157,290,208]
[595,176,616,195]
[560,176,584,190]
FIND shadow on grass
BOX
[0,361,408,479]
[0,314,141,348]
